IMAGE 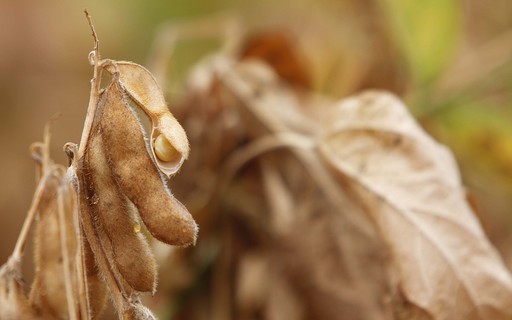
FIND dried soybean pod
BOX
[0,270,40,320]
[100,81,197,246]
[78,159,108,320]
[29,174,73,319]
[103,61,189,176]
[86,130,157,293]
[82,237,108,319]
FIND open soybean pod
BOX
[99,79,197,246]
[86,130,157,293]
[103,61,189,177]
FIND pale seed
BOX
[154,134,179,162]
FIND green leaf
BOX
[380,0,461,85]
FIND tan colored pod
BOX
[82,237,108,319]
[99,80,198,246]
[86,130,157,293]
[0,270,40,320]
[103,61,189,176]
[29,174,75,319]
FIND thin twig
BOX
[437,28,512,95]
[78,10,102,157]
[10,173,50,262]
[74,13,129,314]
[42,122,51,172]
[146,11,241,87]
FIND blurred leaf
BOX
[319,91,512,319]
[380,0,461,85]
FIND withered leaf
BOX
[318,91,512,320]
[174,45,512,319]
[240,31,311,90]
[172,50,392,319]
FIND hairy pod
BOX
[86,130,157,293]
[103,61,189,176]
[82,237,108,319]
[0,270,40,320]
[99,80,197,246]
[29,174,75,319]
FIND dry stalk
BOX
[9,174,50,267]
[79,10,102,157]
[61,11,197,320]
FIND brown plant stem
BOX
[9,122,54,268]
[79,10,102,158]
[9,173,50,265]
[70,11,130,319]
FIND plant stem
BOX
[71,12,130,318]
[78,10,102,158]
[10,174,49,263]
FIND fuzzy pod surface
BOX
[99,80,197,246]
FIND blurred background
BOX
[1,0,512,317]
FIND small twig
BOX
[42,122,51,172]
[10,173,50,262]
[146,11,241,88]
[219,133,315,188]
[74,12,109,318]
[78,10,102,157]
[71,11,136,318]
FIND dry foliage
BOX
[146,24,512,320]
[1,11,512,320]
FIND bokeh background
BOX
[1,0,512,306]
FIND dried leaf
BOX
[167,48,392,320]
[318,91,512,319]
[240,31,311,90]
